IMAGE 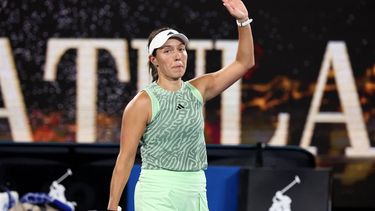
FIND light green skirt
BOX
[134,169,209,211]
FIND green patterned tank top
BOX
[141,81,208,171]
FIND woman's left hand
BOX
[222,0,249,21]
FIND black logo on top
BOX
[176,103,185,110]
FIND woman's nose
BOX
[174,51,182,60]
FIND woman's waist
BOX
[138,168,207,190]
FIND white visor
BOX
[148,29,189,56]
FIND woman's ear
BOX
[149,55,158,67]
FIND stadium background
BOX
[0,0,374,210]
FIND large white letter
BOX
[131,39,150,90]
[44,39,130,143]
[268,113,290,146]
[188,40,214,77]
[0,38,32,142]
[215,40,241,145]
[300,41,375,157]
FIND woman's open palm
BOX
[222,0,249,20]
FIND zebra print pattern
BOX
[141,81,208,171]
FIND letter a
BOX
[300,41,375,157]
[0,38,32,142]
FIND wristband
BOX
[236,18,253,27]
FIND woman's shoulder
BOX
[123,90,152,122]
[126,90,151,111]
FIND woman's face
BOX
[151,38,188,81]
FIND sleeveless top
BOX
[141,81,208,171]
